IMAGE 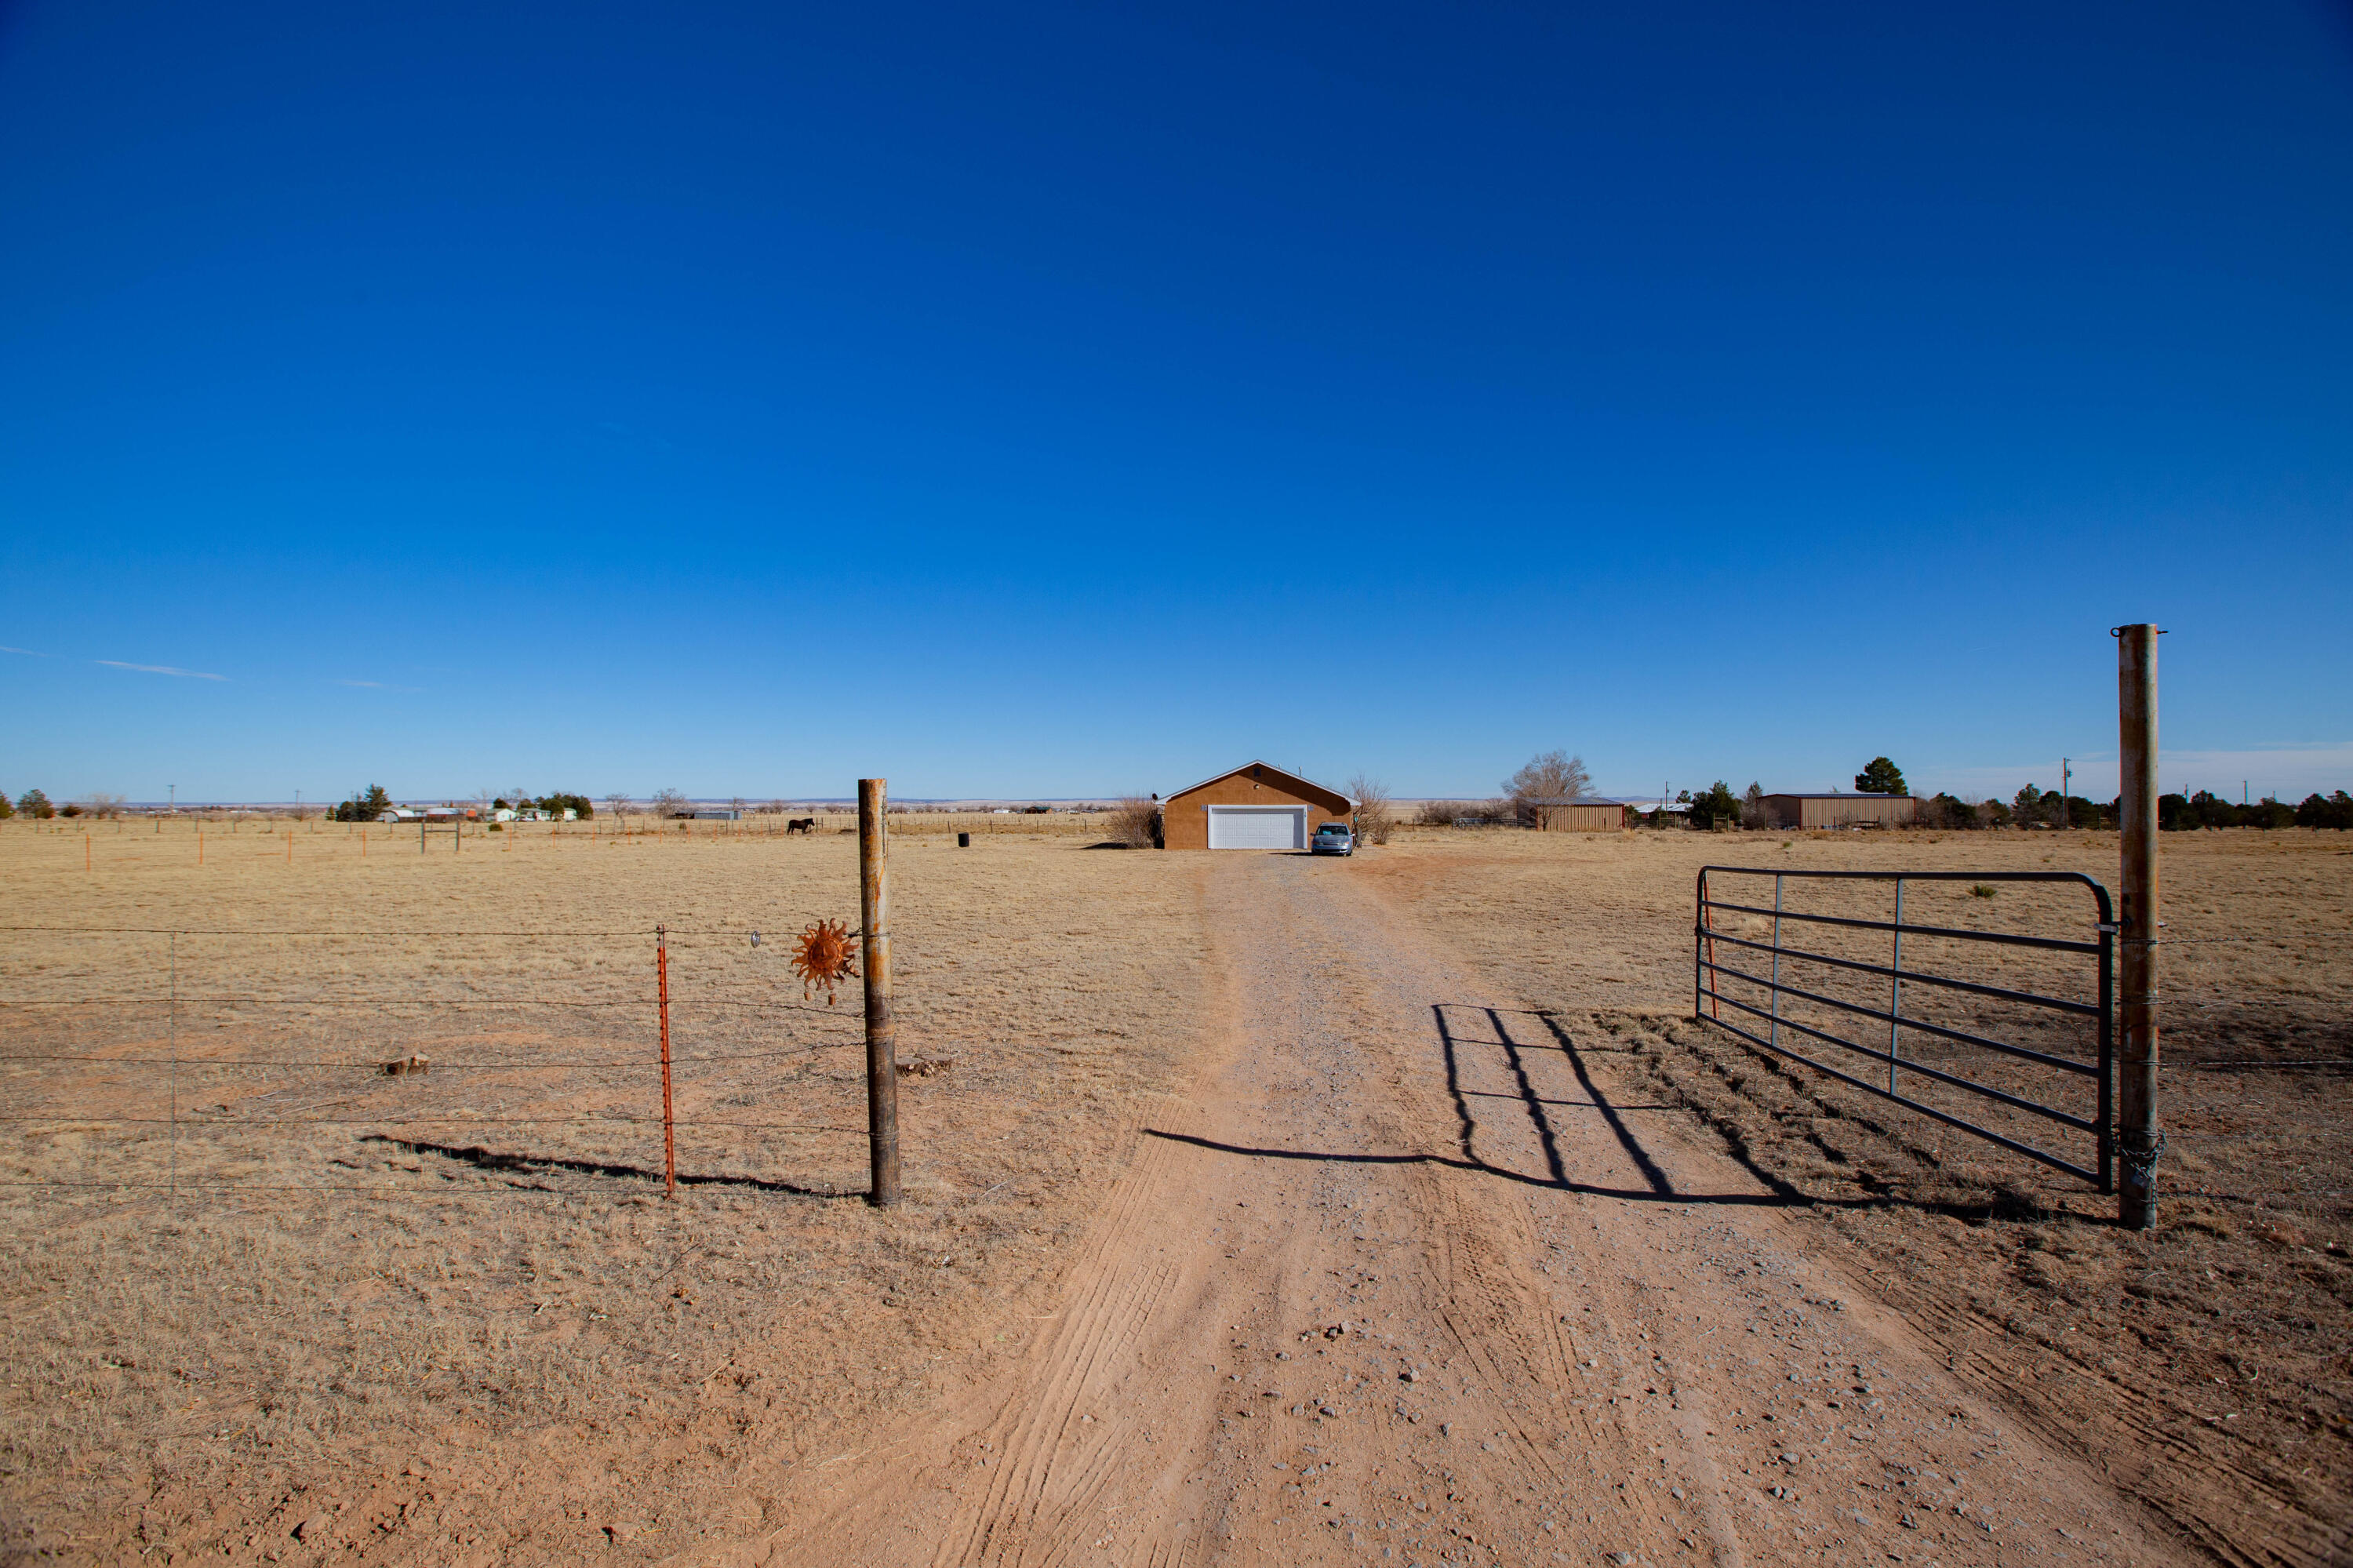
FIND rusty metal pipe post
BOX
[2116,624,2162,1229]
[657,924,676,1199]
[1692,869,1707,1021]
[859,779,902,1207]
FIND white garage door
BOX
[1206,805,1307,850]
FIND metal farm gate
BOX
[1693,867,2115,1191]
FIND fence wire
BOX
[0,923,873,1203]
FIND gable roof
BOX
[1165,760,1352,811]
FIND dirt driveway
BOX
[710,853,2188,1568]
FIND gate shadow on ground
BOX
[1144,1004,1800,1208]
[362,1135,863,1199]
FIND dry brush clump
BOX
[1107,795,1163,849]
[1346,773,1394,845]
[1413,798,1511,827]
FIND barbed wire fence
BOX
[0,922,878,1206]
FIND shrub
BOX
[2161,790,2316,830]
[16,789,54,819]
[1922,793,1978,829]
[1107,795,1162,848]
[1687,780,1741,829]
[2295,791,2353,830]
[0,794,13,820]
[332,784,393,823]
[535,792,593,820]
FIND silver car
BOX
[1311,821,1355,856]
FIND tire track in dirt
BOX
[707,851,2198,1567]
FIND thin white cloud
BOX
[96,660,226,681]
[0,645,55,657]
[333,678,387,688]
[331,677,420,692]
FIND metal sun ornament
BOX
[791,919,860,1005]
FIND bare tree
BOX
[1346,773,1394,845]
[729,795,748,818]
[1740,781,1768,829]
[1504,750,1591,806]
[603,791,635,819]
[80,792,127,819]
[652,788,689,819]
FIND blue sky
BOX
[3,2,2348,805]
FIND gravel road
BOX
[718,853,2192,1568]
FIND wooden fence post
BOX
[2116,624,2162,1229]
[860,779,901,1207]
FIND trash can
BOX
[958,831,970,848]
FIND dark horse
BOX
[786,817,816,835]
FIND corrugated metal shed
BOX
[1762,793,1918,829]
[1525,797,1627,831]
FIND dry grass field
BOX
[1,815,2346,1564]
[0,815,1205,1563]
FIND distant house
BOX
[1525,797,1627,831]
[1762,792,1918,829]
[1162,761,1352,850]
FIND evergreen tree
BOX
[333,784,394,823]
[1854,757,1907,795]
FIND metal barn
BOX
[1762,792,1918,829]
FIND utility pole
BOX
[858,778,901,1207]
[2115,625,2162,1229]
[2060,759,2070,829]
